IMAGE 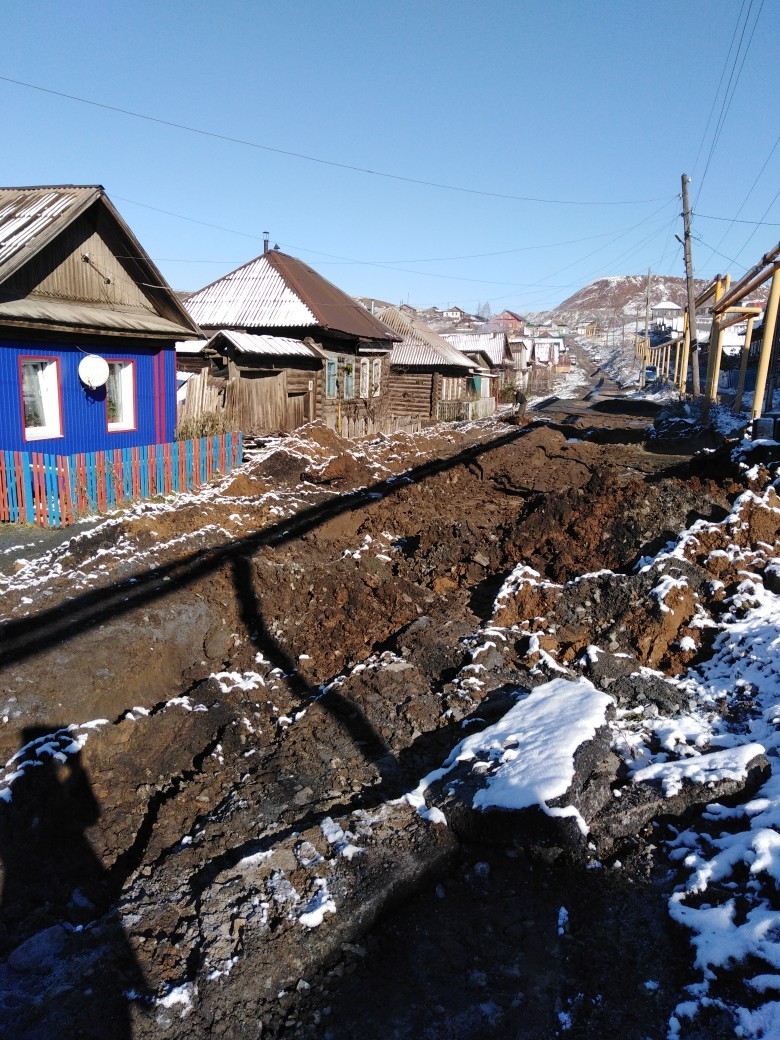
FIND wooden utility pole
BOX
[681,174,700,395]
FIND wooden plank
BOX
[58,455,75,525]
[43,455,60,527]
[96,452,107,512]
[0,453,9,522]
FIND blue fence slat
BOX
[44,455,60,527]
[4,451,18,521]
[21,455,35,525]
[185,440,194,491]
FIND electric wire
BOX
[0,74,671,207]
[695,0,764,207]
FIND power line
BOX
[698,212,780,227]
[695,0,764,206]
[0,74,672,208]
[691,0,749,180]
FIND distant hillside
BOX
[551,274,768,325]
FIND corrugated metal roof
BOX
[0,186,101,281]
[175,339,209,354]
[186,250,400,344]
[186,255,316,329]
[376,306,474,370]
[443,332,510,367]
[0,185,201,339]
[0,297,197,337]
[207,330,323,358]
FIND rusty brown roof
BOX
[186,249,400,345]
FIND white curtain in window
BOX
[22,362,45,428]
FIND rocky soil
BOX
[1,378,778,1040]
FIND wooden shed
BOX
[180,330,323,436]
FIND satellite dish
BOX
[78,354,110,389]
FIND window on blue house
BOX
[21,358,62,440]
[106,361,136,431]
[326,358,337,398]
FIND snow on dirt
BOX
[3,344,780,1040]
[411,677,612,833]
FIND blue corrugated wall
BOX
[0,340,176,454]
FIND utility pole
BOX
[681,174,700,395]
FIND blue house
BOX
[0,185,201,455]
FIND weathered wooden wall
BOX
[388,369,434,418]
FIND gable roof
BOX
[0,185,201,339]
[186,250,400,345]
[375,306,473,370]
[443,331,511,367]
[205,329,324,359]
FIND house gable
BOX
[0,186,200,339]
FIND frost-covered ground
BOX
[408,437,780,1039]
[10,350,777,1037]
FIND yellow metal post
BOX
[752,264,780,421]
[734,315,756,413]
[707,276,730,404]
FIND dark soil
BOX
[0,364,771,1040]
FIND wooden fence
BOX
[436,398,497,422]
[0,433,242,528]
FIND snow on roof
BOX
[652,300,682,311]
[206,330,323,358]
[0,185,101,279]
[376,306,474,370]
[175,339,208,355]
[443,332,510,367]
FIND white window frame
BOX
[342,357,355,400]
[106,360,136,432]
[20,357,63,441]
[325,358,337,398]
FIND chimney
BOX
[263,231,269,254]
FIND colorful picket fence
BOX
[0,433,242,528]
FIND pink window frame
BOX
[18,354,64,442]
[104,358,138,434]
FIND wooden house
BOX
[443,331,513,395]
[184,249,400,437]
[374,306,481,422]
[0,185,201,455]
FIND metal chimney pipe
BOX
[263,231,269,254]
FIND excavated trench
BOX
[0,406,765,1040]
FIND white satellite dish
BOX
[78,354,110,389]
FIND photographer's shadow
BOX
[0,727,149,1039]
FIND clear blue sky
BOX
[3,0,778,313]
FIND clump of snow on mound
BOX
[320,816,366,859]
[0,722,107,803]
[298,878,336,929]
[632,744,764,798]
[157,982,195,1013]
[412,678,612,834]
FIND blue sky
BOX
[3,0,778,312]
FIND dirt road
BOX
[0,358,771,1040]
